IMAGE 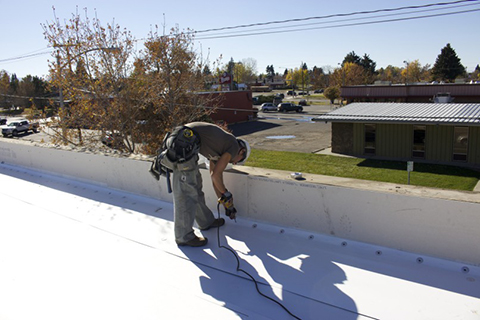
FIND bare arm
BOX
[209,152,232,197]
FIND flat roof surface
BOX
[1,163,479,320]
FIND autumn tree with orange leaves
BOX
[42,8,217,154]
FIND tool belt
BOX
[150,126,201,193]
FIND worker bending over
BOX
[165,122,250,247]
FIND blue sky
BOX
[1,0,479,79]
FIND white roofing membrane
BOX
[0,163,479,320]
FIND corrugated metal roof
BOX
[314,103,480,125]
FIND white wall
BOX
[1,140,479,266]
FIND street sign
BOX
[407,161,414,172]
[407,161,414,184]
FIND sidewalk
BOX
[1,163,479,320]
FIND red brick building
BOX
[341,83,480,104]
[204,90,256,124]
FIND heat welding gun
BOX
[218,191,237,220]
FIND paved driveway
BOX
[230,103,332,153]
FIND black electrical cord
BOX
[216,203,302,320]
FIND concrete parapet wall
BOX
[1,140,479,266]
[0,142,172,203]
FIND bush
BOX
[255,94,276,105]
[324,86,341,104]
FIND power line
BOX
[198,2,479,36]
[0,50,52,64]
[2,0,479,66]
[195,7,480,40]
[193,0,480,34]
[115,0,480,43]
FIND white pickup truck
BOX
[1,118,40,137]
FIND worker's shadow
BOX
[179,228,358,320]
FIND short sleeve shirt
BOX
[186,122,239,162]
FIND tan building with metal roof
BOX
[314,102,480,167]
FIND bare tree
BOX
[43,8,217,155]
[130,27,220,154]
[43,7,135,150]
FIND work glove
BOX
[219,191,237,220]
[219,191,234,209]
[225,207,237,221]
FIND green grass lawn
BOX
[245,149,480,191]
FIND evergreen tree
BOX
[473,64,480,81]
[9,73,19,94]
[359,54,376,75]
[266,65,275,78]
[342,51,361,66]
[431,43,466,82]
[227,58,235,75]
[342,52,377,84]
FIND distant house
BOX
[314,102,480,167]
[250,76,285,90]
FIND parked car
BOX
[298,99,308,106]
[286,90,297,96]
[260,103,277,112]
[314,89,324,94]
[1,119,39,137]
[297,91,310,96]
[277,103,303,113]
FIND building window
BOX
[453,127,468,161]
[364,124,376,155]
[412,125,426,159]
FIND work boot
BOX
[200,218,225,231]
[176,236,208,247]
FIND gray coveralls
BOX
[171,154,215,243]
[169,122,239,243]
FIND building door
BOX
[364,124,376,155]
[413,125,426,159]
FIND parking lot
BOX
[231,91,333,153]
[231,112,331,153]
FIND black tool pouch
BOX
[149,126,200,194]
